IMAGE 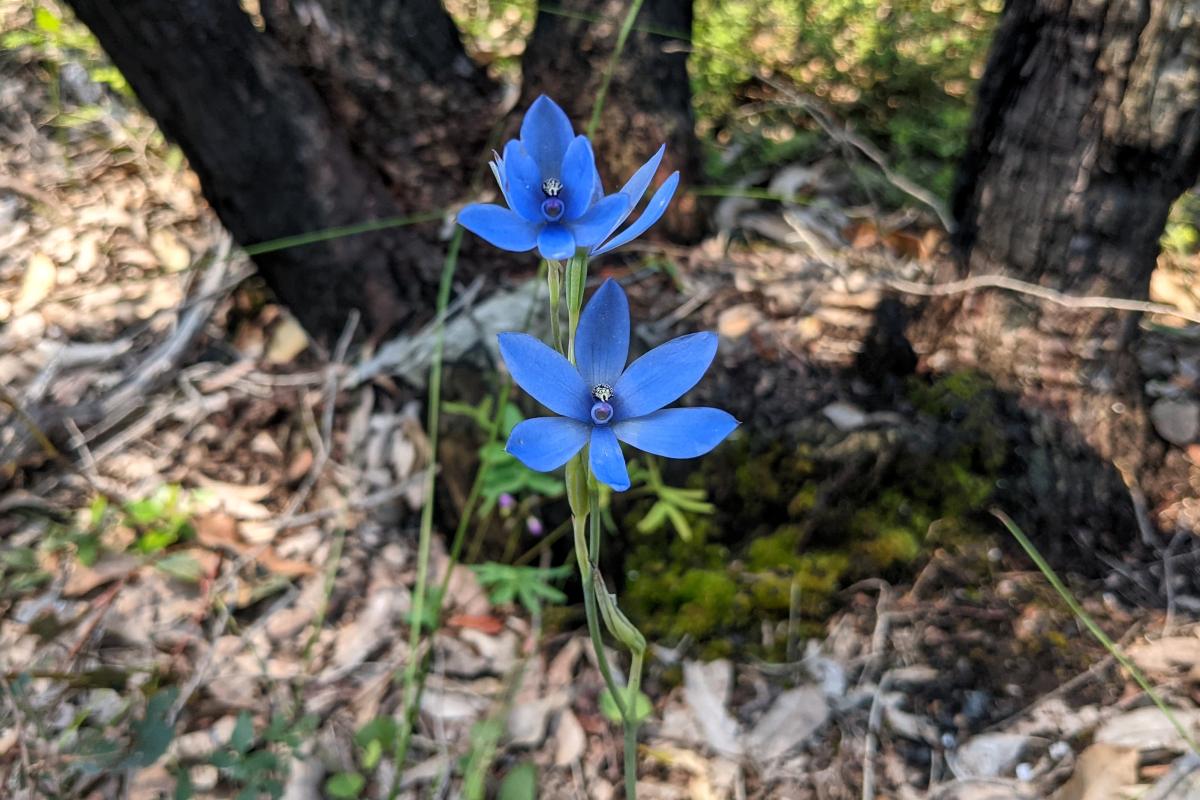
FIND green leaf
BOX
[598,689,652,724]
[229,712,255,754]
[361,739,382,770]
[497,762,537,800]
[88,495,110,528]
[325,772,365,799]
[635,501,670,534]
[172,765,194,800]
[664,503,693,542]
[124,686,179,768]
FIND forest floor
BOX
[5,5,1200,800]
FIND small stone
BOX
[717,303,764,339]
[1150,398,1200,445]
[190,764,219,791]
[8,312,45,341]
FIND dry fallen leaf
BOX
[1053,743,1138,800]
[149,229,191,272]
[63,554,140,597]
[1127,636,1200,683]
[266,316,310,364]
[14,252,56,313]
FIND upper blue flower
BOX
[499,279,738,491]
[457,96,680,261]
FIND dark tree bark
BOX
[520,0,703,240]
[927,0,1200,535]
[65,0,487,345]
[259,0,497,213]
[952,0,1200,295]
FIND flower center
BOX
[592,384,614,402]
[541,197,565,221]
[590,400,613,425]
[542,178,563,197]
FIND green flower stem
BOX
[625,648,645,800]
[574,483,629,722]
[548,260,564,354]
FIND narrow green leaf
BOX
[325,772,365,799]
[497,762,537,800]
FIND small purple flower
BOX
[498,493,516,512]
[526,516,545,537]
[499,279,738,491]
[456,96,680,261]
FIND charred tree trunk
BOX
[65,0,487,345]
[259,0,497,213]
[927,0,1200,537]
[520,0,703,241]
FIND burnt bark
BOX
[932,0,1200,537]
[520,0,703,241]
[65,0,471,344]
[259,0,497,212]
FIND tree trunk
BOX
[259,0,497,213]
[952,0,1200,294]
[520,0,703,241]
[65,0,465,345]
[928,0,1200,537]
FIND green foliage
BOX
[498,762,538,800]
[445,398,564,514]
[1,1,131,101]
[325,772,366,799]
[71,686,179,774]
[355,716,399,772]
[599,689,653,725]
[693,0,1000,200]
[123,484,197,553]
[629,457,715,542]
[461,717,505,800]
[206,712,318,800]
[471,562,570,615]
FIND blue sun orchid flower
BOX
[457,95,680,261]
[499,279,738,491]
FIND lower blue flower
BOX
[499,279,738,491]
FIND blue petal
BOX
[575,278,630,388]
[570,194,632,249]
[560,136,597,221]
[613,331,717,419]
[502,140,545,223]
[589,425,630,491]
[589,144,667,245]
[537,224,576,261]
[520,95,575,182]
[614,408,738,459]
[498,333,590,421]
[458,204,540,252]
[592,171,680,256]
[619,144,666,206]
[506,417,590,471]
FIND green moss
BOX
[622,370,1008,657]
